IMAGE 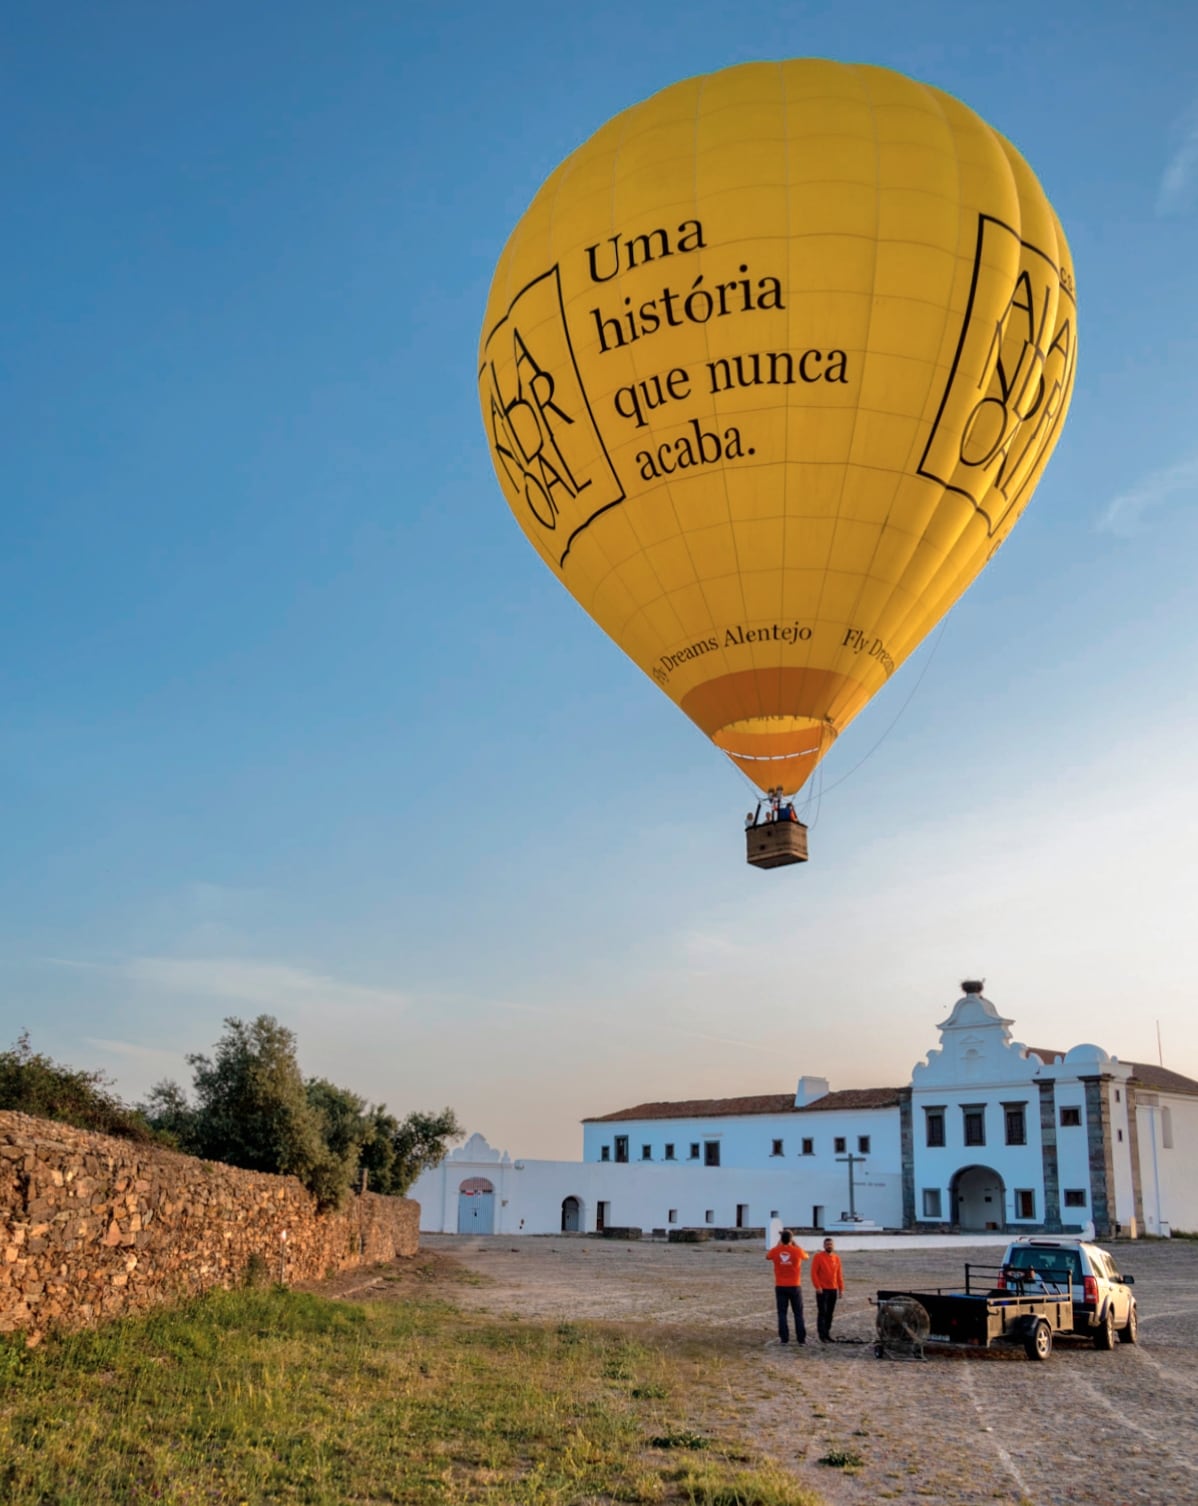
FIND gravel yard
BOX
[406,1232,1198,1506]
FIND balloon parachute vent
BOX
[961,979,985,994]
[746,818,809,869]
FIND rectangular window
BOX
[922,1188,942,1218]
[704,1209,714,1224]
[857,1135,870,1154]
[600,1146,610,1162]
[736,1204,749,1228]
[614,1135,629,1164]
[801,1137,814,1156]
[1162,1107,1174,1149]
[689,1142,700,1160]
[1115,1089,1121,1102]
[834,1136,847,1154]
[664,1143,675,1160]
[704,1140,721,1167]
[641,1145,652,1161]
[963,1107,985,1147]
[668,1209,677,1224]
[1003,1104,1027,1146]
[925,1109,945,1147]
[1063,1189,1087,1208]
[1117,1128,1124,1142]
[1060,1106,1081,1127]
[1015,1189,1036,1219]
[771,1139,784,1157]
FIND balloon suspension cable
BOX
[728,619,949,819]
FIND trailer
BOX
[875,1263,1075,1361]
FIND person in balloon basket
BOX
[766,1229,809,1344]
[810,1236,845,1342]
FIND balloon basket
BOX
[746,819,809,869]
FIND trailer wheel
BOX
[1024,1319,1052,1361]
[1094,1305,1116,1350]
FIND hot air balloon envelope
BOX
[480,59,1076,804]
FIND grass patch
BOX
[817,1447,864,1471]
[0,1285,825,1505]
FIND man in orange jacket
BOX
[765,1229,809,1344]
[811,1236,845,1342]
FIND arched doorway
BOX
[457,1176,496,1234]
[951,1165,1005,1232]
[561,1196,582,1233]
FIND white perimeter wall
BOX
[411,1141,903,1236]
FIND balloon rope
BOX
[729,618,949,815]
[815,619,949,800]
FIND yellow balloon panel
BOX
[479,59,1077,794]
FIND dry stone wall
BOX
[0,1110,419,1343]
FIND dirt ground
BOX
[315,1233,1198,1506]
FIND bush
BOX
[0,1033,161,1144]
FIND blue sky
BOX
[3,1,1196,1158]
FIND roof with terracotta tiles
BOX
[583,1086,904,1123]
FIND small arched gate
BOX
[457,1176,496,1234]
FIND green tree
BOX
[138,1078,199,1149]
[0,1032,158,1143]
[382,1107,462,1195]
[183,1015,345,1208]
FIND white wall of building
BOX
[1137,1093,1198,1235]
[412,1129,903,1236]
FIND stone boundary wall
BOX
[1,1110,419,1343]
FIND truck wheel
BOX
[1025,1319,1052,1361]
[1095,1305,1116,1350]
[1118,1304,1138,1345]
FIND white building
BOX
[411,983,1198,1240]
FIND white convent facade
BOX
[410,982,1198,1241]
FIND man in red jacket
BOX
[765,1229,809,1344]
[811,1236,845,1342]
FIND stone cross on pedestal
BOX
[835,1152,867,1220]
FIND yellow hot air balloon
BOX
[479,59,1076,865]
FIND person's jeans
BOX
[774,1285,806,1343]
[815,1287,838,1340]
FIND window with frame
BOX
[704,1140,721,1167]
[1003,1103,1027,1146]
[668,1209,678,1224]
[771,1139,784,1156]
[924,1108,945,1147]
[834,1136,847,1154]
[922,1188,942,1218]
[641,1145,652,1161]
[614,1135,629,1164]
[688,1142,700,1160]
[664,1143,676,1160]
[1060,1106,1081,1127]
[600,1145,610,1162]
[1015,1189,1036,1219]
[857,1135,870,1154]
[704,1209,714,1224]
[1162,1107,1174,1149]
[962,1106,986,1147]
[801,1137,814,1155]
[1063,1189,1087,1208]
